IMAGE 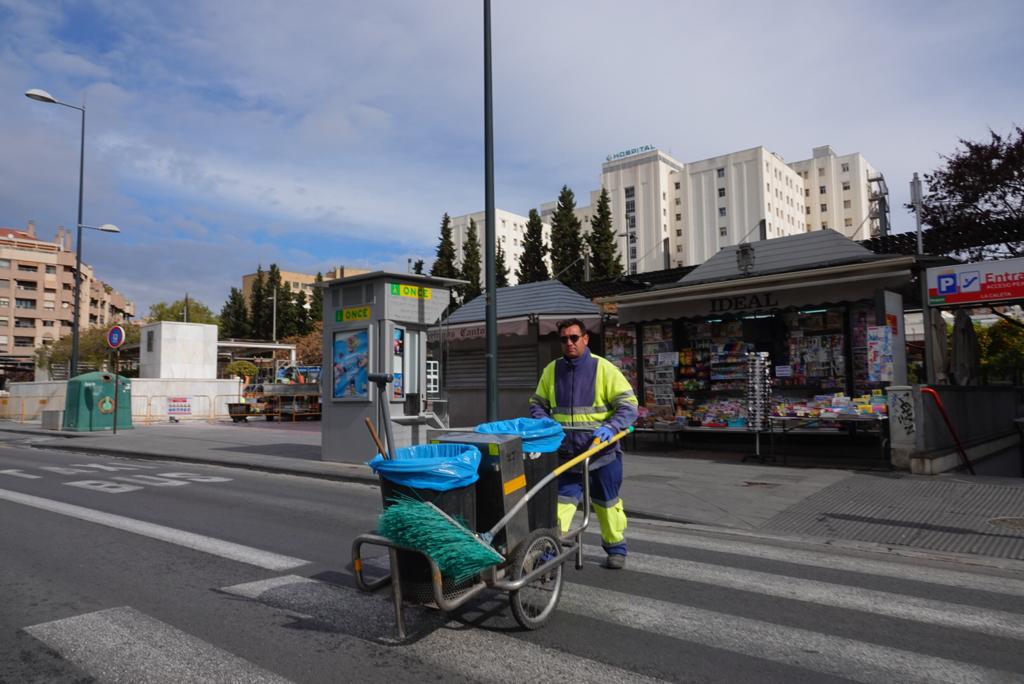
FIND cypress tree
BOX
[459,218,483,303]
[220,287,251,339]
[412,259,425,275]
[516,208,549,283]
[430,213,459,278]
[310,272,324,322]
[249,266,269,339]
[549,185,584,287]
[495,243,510,288]
[587,187,624,280]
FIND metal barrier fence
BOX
[0,396,59,422]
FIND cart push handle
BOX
[480,427,633,544]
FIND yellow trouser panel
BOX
[557,502,577,534]
[593,499,627,545]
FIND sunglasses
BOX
[560,334,583,343]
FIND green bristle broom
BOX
[376,427,632,581]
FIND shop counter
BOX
[768,415,890,465]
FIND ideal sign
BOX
[927,257,1024,306]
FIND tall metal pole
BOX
[272,288,278,343]
[483,0,498,421]
[71,104,86,378]
[911,172,935,384]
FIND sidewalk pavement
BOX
[4,420,1024,566]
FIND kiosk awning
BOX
[605,258,915,324]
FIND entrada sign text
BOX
[709,292,779,313]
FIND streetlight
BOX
[26,87,93,377]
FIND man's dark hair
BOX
[556,318,587,335]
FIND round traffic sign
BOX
[107,325,127,349]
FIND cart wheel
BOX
[509,528,563,630]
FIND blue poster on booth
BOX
[333,329,369,400]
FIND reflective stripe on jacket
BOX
[529,347,638,470]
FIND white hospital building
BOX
[448,143,885,283]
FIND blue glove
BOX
[592,425,616,444]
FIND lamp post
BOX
[25,88,90,377]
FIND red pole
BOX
[920,387,974,475]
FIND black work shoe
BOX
[604,554,626,570]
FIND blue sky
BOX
[2,0,1022,314]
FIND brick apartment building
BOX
[0,221,134,372]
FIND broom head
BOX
[378,495,505,583]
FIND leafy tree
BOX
[495,243,510,288]
[149,298,218,326]
[587,187,624,279]
[250,266,269,339]
[549,185,585,287]
[516,208,549,283]
[35,322,141,373]
[976,318,1024,383]
[430,213,459,278]
[309,271,324,322]
[412,259,425,275]
[459,218,483,303]
[919,126,1024,259]
[220,287,251,339]
[275,320,323,366]
[224,360,259,380]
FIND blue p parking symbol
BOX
[936,274,957,295]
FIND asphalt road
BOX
[2,432,1023,683]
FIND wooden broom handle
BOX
[364,417,388,459]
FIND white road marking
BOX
[0,468,41,479]
[222,575,669,683]
[583,544,1024,641]
[560,584,1018,684]
[619,526,1024,597]
[65,480,143,494]
[0,487,307,570]
[25,606,291,683]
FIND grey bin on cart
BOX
[63,371,133,432]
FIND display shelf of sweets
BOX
[709,340,751,390]
[674,347,709,391]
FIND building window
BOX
[716,168,725,178]
[629,247,637,259]
[662,208,667,216]
[624,186,635,199]
[820,204,827,212]
[841,162,850,172]
[0,298,8,307]
[626,215,636,229]
[15,318,33,328]
[662,192,666,200]
[845,218,853,227]
[719,226,728,237]
[819,185,826,194]
[15,298,35,309]
[675,213,682,221]
[806,207,811,215]
[15,280,36,292]
[843,199,852,209]
[674,181,680,190]
[45,265,56,274]
[718,188,726,198]
[818,168,825,177]
[675,245,682,252]
[718,207,727,217]
[805,188,810,197]
[625,199,635,213]
[14,336,33,348]
[0,259,9,269]
[17,264,37,273]
[675,229,682,236]
[43,301,55,310]
[842,181,851,191]
[629,265,637,275]
[821,222,828,230]
[42,320,54,327]
[0,317,6,327]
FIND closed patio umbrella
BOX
[951,309,980,386]
[929,309,949,384]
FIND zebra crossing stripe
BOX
[24,607,291,683]
[221,576,669,683]
[582,545,1024,641]
[616,527,1024,597]
[0,487,307,571]
[559,584,1017,684]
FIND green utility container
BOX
[63,371,133,431]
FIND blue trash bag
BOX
[367,443,481,491]
[474,417,565,453]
